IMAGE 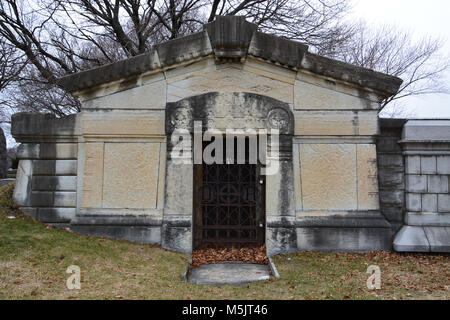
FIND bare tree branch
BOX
[0,0,447,119]
[331,21,449,110]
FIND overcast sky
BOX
[3,0,450,147]
[351,0,450,118]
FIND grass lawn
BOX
[0,182,449,300]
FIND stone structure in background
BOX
[393,121,450,252]
[11,16,448,254]
[0,127,7,179]
[12,114,78,223]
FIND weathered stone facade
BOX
[12,16,448,254]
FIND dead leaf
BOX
[191,245,268,267]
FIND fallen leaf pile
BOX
[191,245,268,267]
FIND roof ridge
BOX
[57,15,402,97]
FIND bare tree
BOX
[0,39,24,96]
[55,0,352,55]
[0,0,448,120]
[0,0,353,116]
[331,21,449,111]
[0,38,25,123]
[0,0,81,116]
[378,101,416,119]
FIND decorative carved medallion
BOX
[170,108,191,129]
[267,108,290,130]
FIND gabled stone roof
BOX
[57,16,402,97]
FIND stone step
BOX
[187,262,271,285]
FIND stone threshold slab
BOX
[187,262,271,285]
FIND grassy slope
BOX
[0,183,449,300]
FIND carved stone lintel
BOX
[166,92,294,135]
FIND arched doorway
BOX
[163,92,295,254]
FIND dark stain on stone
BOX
[118,76,138,91]
[270,227,297,253]
[324,79,336,88]
[357,89,376,109]
[162,224,191,252]
[278,161,293,216]
[352,111,359,135]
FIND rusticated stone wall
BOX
[11,113,79,226]
[377,119,407,233]
[394,120,450,252]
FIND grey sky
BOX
[3,0,450,147]
[351,0,450,118]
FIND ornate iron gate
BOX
[193,143,265,249]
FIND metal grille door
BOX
[194,162,265,249]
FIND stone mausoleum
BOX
[11,16,450,255]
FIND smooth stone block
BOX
[423,227,450,252]
[436,156,450,174]
[188,263,271,285]
[299,144,357,210]
[402,120,450,141]
[422,194,437,213]
[13,160,33,206]
[420,156,436,174]
[427,175,448,193]
[32,176,77,191]
[405,212,450,226]
[71,225,161,244]
[438,194,450,213]
[102,143,160,209]
[297,227,392,251]
[405,156,420,174]
[393,226,430,252]
[406,193,421,212]
[406,174,427,193]
[37,207,76,223]
[33,160,78,175]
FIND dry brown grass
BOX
[1,182,449,300]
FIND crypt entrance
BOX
[193,138,266,249]
[163,92,295,254]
